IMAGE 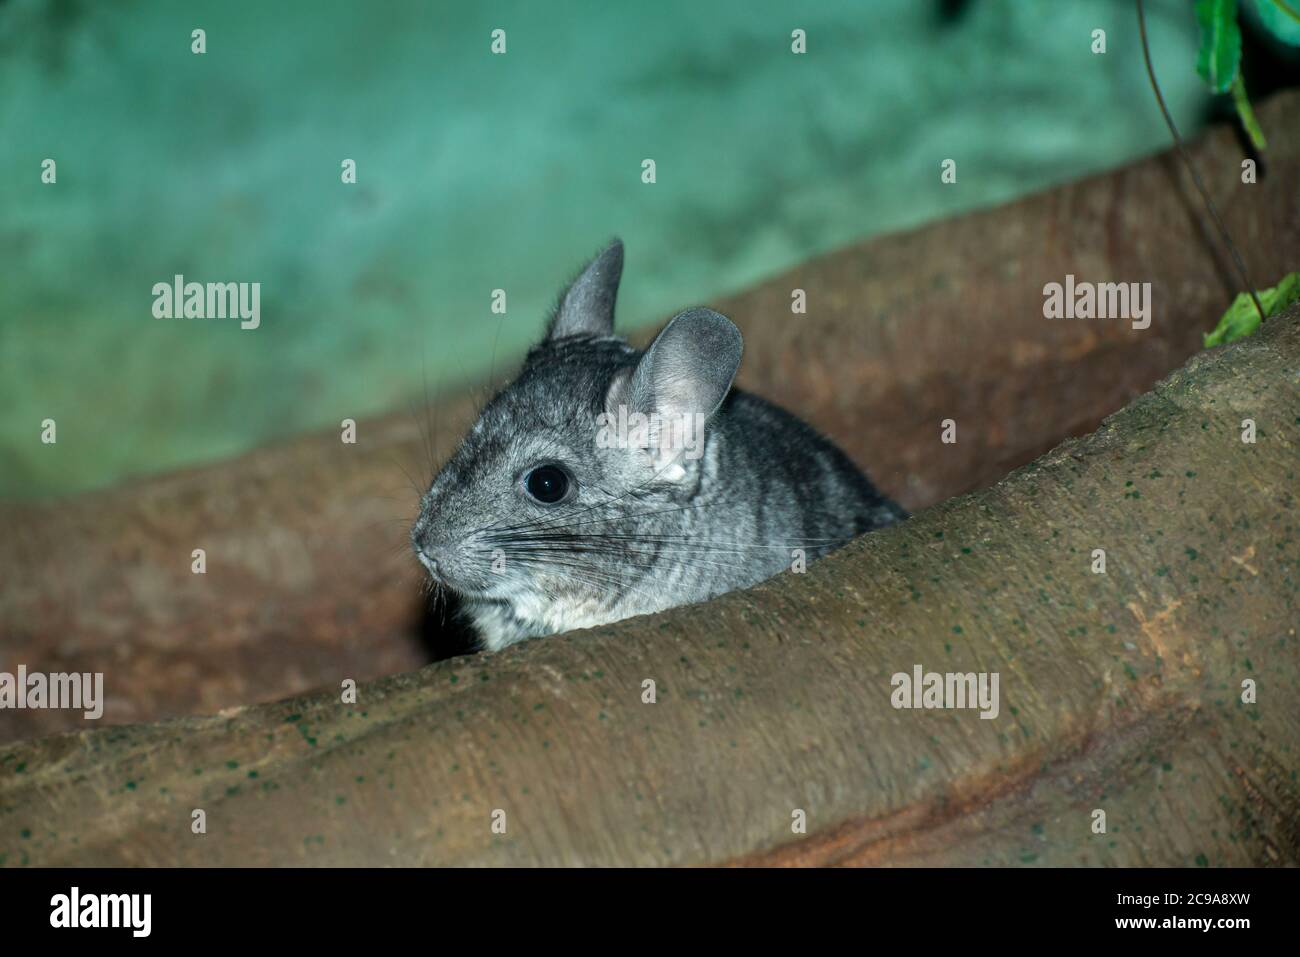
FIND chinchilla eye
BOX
[524,464,570,504]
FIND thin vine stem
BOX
[1136,0,1266,322]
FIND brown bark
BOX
[2,307,1298,867]
[3,93,1298,745]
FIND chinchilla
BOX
[411,239,906,651]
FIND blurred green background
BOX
[1,0,1215,499]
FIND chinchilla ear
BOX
[611,307,743,421]
[545,239,624,342]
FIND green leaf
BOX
[1251,0,1300,47]
[1195,0,1242,93]
[1203,271,1300,347]
[1230,75,1267,150]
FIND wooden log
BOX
[2,308,1297,866]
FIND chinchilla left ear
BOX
[610,307,743,422]
[545,239,624,342]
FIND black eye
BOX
[524,464,570,504]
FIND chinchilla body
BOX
[412,240,905,651]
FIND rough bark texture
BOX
[2,308,1297,867]
[3,92,1299,745]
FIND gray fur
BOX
[412,239,906,651]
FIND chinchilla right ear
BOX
[608,307,743,424]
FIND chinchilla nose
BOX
[413,529,455,578]
[410,521,439,573]
[415,546,439,575]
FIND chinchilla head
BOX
[410,239,743,614]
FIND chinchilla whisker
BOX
[356,522,409,543]
[419,346,433,471]
[501,555,678,603]
[524,504,868,545]
[388,455,426,503]
[376,539,418,565]
[502,544,649,571]
[507,557,629,585]
[410,355,438,486]
[499,537,711,562]
[492,500,726,538]
[490,530,765,565]
[504,541,751,574]
[534,527,853,546]
[562,532,860,551]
